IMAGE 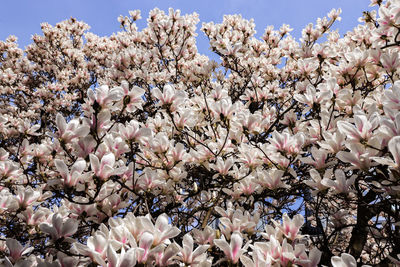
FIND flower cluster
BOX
[1,0,400,265]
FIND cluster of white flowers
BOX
[1,0,400,265]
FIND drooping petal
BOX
[119,248,137,267]
[230,232,243,263]
[90,154,100,174]
[55,160,69,180]
[56,114,66,136]
[61,218,78,237]
[106,245,118,267]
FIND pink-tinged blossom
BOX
[0,148,9,161]
[239,148,262,170]
[106,245,138,267]
[122,214,152,241]
[88,109,112,133]
[294,84,332,107]
[329,210,349,228]
[337,143,376,170]
[214,232,245,264]
[380,112,400,139]
[301,147,331,170]
[154,243,180,267]
[16,186,41,208]
[17,120,41,136]
[298,247,322,267]
[119,120,151,143]
[102,195,131,217]
[223,183,245,200]
[137,169,165,191]
[87,85,124,108]
[74,136,97,158]
[318,77,340,96]
[388,136,400,169]
[256,169,289,190]
[0,161,20,181]
[192,226,216,246]
[373,136,400,169]
[117,248,137,267]
[57,251,79,267]
[344,48,369,68]
[150,132,171,154]
[211,157,234,177]
[18,207,48,226]
[238,112,262,134]
[152,84,186,112]
[321,169,355,194]
[273,213,304,240]
[279,239,296,266]
[337,114,379,143]
[173,110,197,129]
[120,80,145,112]
[73,233,108,266]
[270,131,304,155]
[5,239,33,262]
[90,153,124,180]
[210,85,228,101]
[240,245,272,267]
[236,179,259,196]
[177,233,210,265]
[0,190,18,212]
[152,214,181,246]
[297,58,318,75]
[136,232,154,263]
[381,50,400,73]
[318,131,345,153]
[55,158,86,187]
[211,99,237,121]
[39,213,78,240]
[305,169,331,195]
[384,81,400,111]
[56,113,90,142]
[169,143,187,163]
[218,210,257,237]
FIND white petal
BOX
[56,114,66,135]
[55,160,69,179]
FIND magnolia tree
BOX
[1,0,400,266]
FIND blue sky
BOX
[1,0,373,56]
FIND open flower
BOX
[256,169,289,190]
[273,213,304,240]
[152,84,186,112]
[55,158,86,187]
[337,114,379,143]
[56,113,90,142]
[321,169,355,194]
[40,213,78,241]
[90,153,125,180]
[373,136,400,169]
[214,232,245,264]
[177,233,209,265]
[304,169,330,195]
[87,85,124,108]
[5,239,33,262]
[120,80,145,112]
[107,245,137,267]
[152,214,181,246]
[16,186,41,208]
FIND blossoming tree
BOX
[1,0,400,266]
